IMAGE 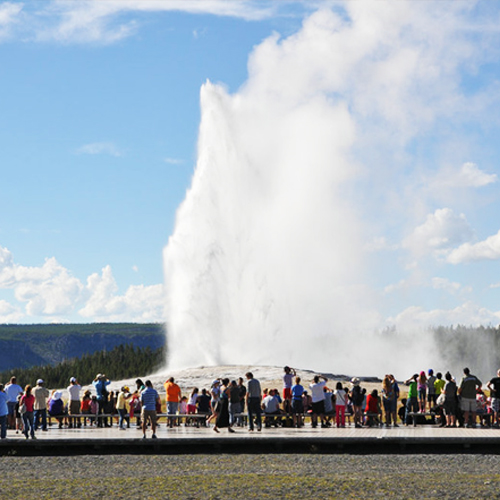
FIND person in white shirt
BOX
[309,375,328,428]
[5,377,23,430]
[67,377,82,428]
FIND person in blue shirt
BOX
[141,380,160,439]
[92,374,111,428]
[0,384,9,439]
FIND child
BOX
[81,390,92,426]
[89,395,99,427]
[179,396,188,425]
[334,382,347,428]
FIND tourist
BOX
[291,376,305,428]
[197,388,211,425]
[129,391,142,428]
[214,378,235,433]
[33,379,50,432]
[5,376,23,430]
[417,371,427,413]
[67,377,82,429]
[179,396,188,424]
[443,371,457,427]
[141,380,160,439]
[365,389,381,427]
[381,375,396,427]
[390,374,400,424]
[334,382,346,428]
[350,378,365,428]
[323,387,334,427]
[434,372,445,400]
[92,374,111,428]
[486,369,500,428]
[104,391,116,427]
[48,390,66,428]
[81,390,92,426]
[302,390,312,415]
[309,375,328,428]
[426,369,437,412]
[207,379,221,427]
[404,374,419,425]
[164,377,182,428]
[187,388,199,426]
[89,395,99,426]
[20,385,35,439]
[228,380,241,427]
[282,366,296,413]
[245,372,262,432]
[262,388,282,427]
[116,386,131,430]
[238,377,247,419]
[458,367,482,428]
[0,384,8,439]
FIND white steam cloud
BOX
[164,3,500,375]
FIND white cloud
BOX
[388,301,500,329]
[429,162,497,190]
[7,0,276,44]
[384,276,470,295]
[79,265,165,322]
[431,277,471,295]
[403,208,474,257]
[0,299,23,323]
[163,157,184,165]
[0,2,22,40]
[0,245,164,322]
[76,142,122,157]
[447,229,500,264]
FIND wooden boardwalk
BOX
[2,423,500,455]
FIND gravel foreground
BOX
[1,454,500,499]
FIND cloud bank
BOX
[0,245,164,323]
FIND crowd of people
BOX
[1,366,499,439]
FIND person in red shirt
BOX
[365,389,381,427]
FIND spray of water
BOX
[163,3,493,377]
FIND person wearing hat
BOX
[33,379,50,432]
[349,377,366,428]
[48,390,65,429]
[67,377,82,429]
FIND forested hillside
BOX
[0,343,165,388]
[0,323,165,371]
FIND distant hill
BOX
[0,323,165,371]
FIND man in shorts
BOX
[309,375,328,428]
[458,367,482,428]
[487,369,500,428]
[5,377,23,430]
[141,380,160,439]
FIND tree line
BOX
[0,343,166,389]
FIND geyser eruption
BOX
[164,3,496,376]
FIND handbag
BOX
[19,402,27,415]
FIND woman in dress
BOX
[214,378,235,433]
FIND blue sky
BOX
[2,1,500,331]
